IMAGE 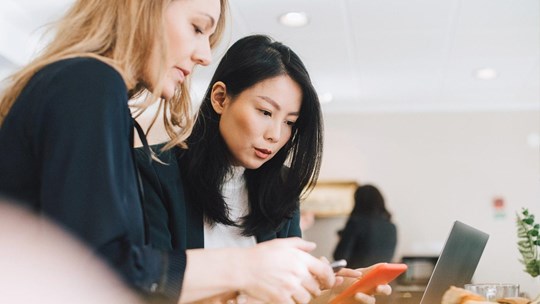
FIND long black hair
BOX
[350,185,392,220]
[179,34,323,236]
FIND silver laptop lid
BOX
[419,220,489,304]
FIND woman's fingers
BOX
[375,284,392,296]
[354,292,376,304]
[291,286,313,304]
[301,275,322,298]
[306,257,335,289]
[275,237,317,252]
[351,285,392,304]
[356,262,385,273]
[334,275,345,286]
[336,267,363,278]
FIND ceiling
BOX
[1,0,538,113]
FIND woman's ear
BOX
[210,81,228,114]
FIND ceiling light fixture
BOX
[278,12,309,27]
[474,68,498,80]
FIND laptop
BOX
[419,220,489,304]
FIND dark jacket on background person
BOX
[333,214,397,269]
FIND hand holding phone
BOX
[330,263,407,304]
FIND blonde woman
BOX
[0,1,336,303]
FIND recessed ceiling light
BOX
[474,68,498,80]
[319,92,333,104]
[279,12,309,27]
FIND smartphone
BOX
[330,263,408,304]
[330,259,347,273]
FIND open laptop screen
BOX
[419,220,489,304]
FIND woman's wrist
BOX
[182,248,248,303]
[226,247,250,292]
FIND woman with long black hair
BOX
[137,34,391,303]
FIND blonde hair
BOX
[0,0,228,149]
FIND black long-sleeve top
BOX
[0,57,184,301]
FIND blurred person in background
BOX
[333,184,398,269]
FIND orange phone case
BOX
[330,263,408,304]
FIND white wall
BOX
[303,110,540,297]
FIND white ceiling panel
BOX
[0,0,538,112]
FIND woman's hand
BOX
[352,264,393,302]
[310,263,392,304]
[237,237,336,304]
[350,284,392,304]
[182,238,334,304]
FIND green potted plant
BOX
[516,208,540,302]
[516,208,540,278]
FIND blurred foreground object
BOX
[0,200,142,304]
